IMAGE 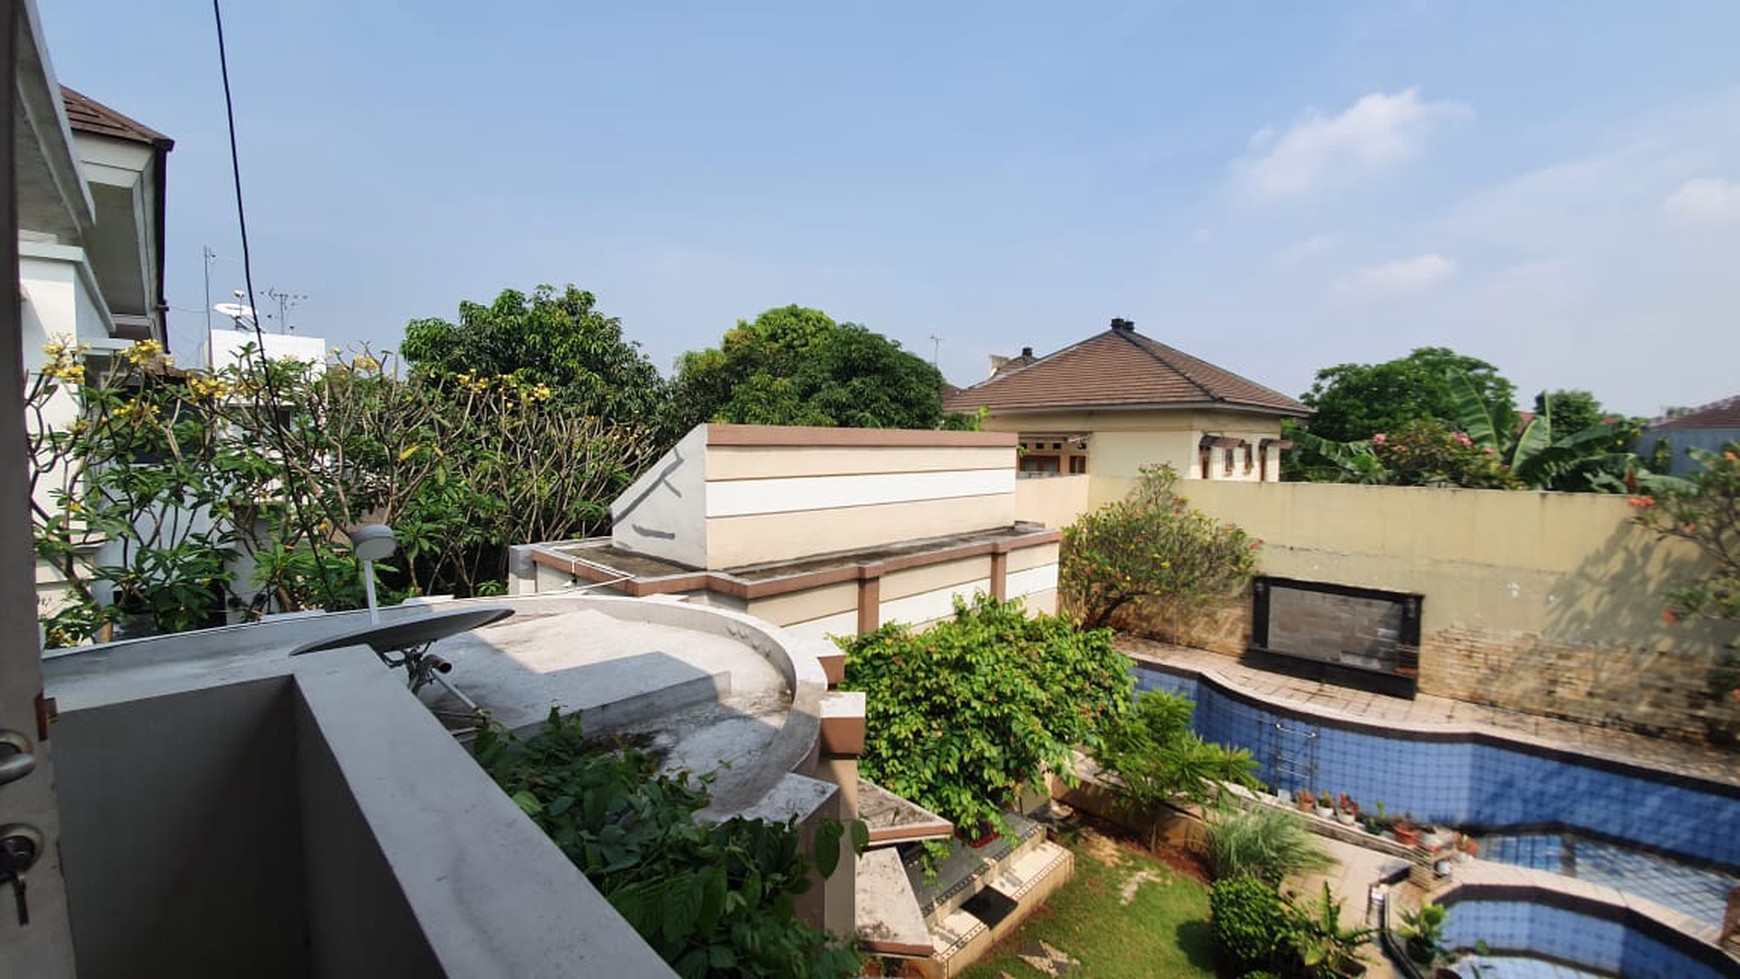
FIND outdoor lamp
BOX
[350,524,396,623]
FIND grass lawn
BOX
[956,822,1217,979]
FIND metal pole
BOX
[202,246,213,336]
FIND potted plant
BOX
[1336,793,1359,826]
[1296,788,1317,813]
[1393,814,1420,847]
[1315,791,1335,819]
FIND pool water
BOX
[1453,954,1609,978]
[1479,832,1740,925]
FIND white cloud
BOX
[1339,253,1458,297]
[1662,176,1740,225]
[1277,234,1336,263]
[1235,89,1472,198]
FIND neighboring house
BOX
[944,318,1310,481]
[1641,395,1740,476]
[18,78,173,617]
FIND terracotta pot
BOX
[1394,825,1420,846]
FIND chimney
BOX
[1110,318,1135,333]
[1021,346,1033,358]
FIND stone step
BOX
[855,847,932,958]
[905,811,1046,922]
[916,840,1076,979]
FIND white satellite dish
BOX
[213,302,255,328]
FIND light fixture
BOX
[349,524,396,623]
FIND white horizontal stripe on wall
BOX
[782,610,861,644]
[879,579,992,627]
[1006,563,1059,596]
[706,469,1015,518]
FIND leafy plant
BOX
[1206,802,1333,885]
[1290,882,1374,978]
[1209,876,1297,976]
[475,710,858,978]
[1060,464,1259,632]
[840,594,1132,837]
[1092,690,1257,849]
[1398,900,1449,968]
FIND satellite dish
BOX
[213,302,255,329]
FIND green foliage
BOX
[672,306,948,431]
[475,710,858,979]
[1635,443,1740,623]
[1398,900,1449,968]
[1210,876,1298,976]
[840,594,1133,835]
[1205,803,1333,885]
[401,284,671,429]
[1299,347,1516,446]
[1290,882,1374,977]
[30,337,662,645]
[1634,444,1740,740]
[1060,464,1259,632]
[1093,690,1257,849]
[1295,373,1641,493]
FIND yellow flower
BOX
[351,353,381,372]
[122,339,164,366]
[531,384,553,402]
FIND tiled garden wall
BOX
[1132,664,1740,872]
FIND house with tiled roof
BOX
[1642,394,1740,476]
[943,318,1310,481]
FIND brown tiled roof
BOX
[1652,394,1740,430]
[943,325,1310,416]
[61,87,173,148]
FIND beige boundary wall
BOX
[612,424,1018,570]
[1023,477,1735,744]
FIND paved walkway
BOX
[1119,637,1740,787]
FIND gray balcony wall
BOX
[54,676,309,978]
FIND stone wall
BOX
[1265,585,1406,673]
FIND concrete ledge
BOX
[820,691,866,757]
[291,651,675,977]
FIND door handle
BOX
[0,730,35,787]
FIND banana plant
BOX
[1452,374,1639,491]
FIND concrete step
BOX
[855,847,932,958]
[916,840,1075,979]
[905,811,1046,921]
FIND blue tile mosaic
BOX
[1443,900,1731,979]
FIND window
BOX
[1243,444,1254,474]
[1223,447,1235,475]
[1068,456,1087,474]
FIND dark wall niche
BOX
[1247,576,1423,699]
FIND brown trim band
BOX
[706,423,1016,448]
[529,529,1063,602]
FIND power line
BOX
[211,0,337,608]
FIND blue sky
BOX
[40,2,1740,416]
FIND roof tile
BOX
[61,86,173,148]
[943,326,1309,416]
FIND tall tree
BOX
[401,285,671,429]
[671,305,947,431]
[1300,347,1517,443]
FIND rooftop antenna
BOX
[929,334,942,367]
[202,246,216,336]
[264,287,307,334]
[214,289,255,330]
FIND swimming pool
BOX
[1131,661,1740,928]
[1438,886,1737,978]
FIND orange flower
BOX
[1662,607,1679,624]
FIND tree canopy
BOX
[401,285,670,428]
[1300,347,1517,443]
[671,305,948,431]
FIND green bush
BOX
[476,710,858,978]
[840,594,1132,835]
[1210,876,1297,976]
[1093,690,1257,848]
[1207,802,1332,885]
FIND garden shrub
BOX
[1206,802,1332,885]
[1209,876,1297,976]
[476,710,858,978]
[1060,463,1258,633]
[1092,690,1257,848]
[839,593,1132,835]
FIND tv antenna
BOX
[929,334,942,367]
[264,288,308,334]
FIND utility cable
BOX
[211,0,339,608]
